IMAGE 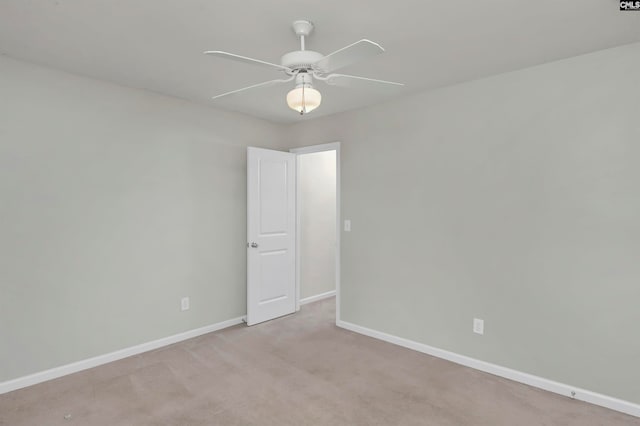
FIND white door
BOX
[247,147,296,326]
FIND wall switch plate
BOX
[181,297,190,311]
[473,318,484,335]
[344,219,351,232]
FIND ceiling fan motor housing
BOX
[280,50,324,71]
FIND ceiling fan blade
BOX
[324,74,404,91]
[211,77,294,100]
[313,40,385,74]
[204,50,292,73]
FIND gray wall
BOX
[0,56,286,382]
[287,42,640,404]
[299,151,336,299]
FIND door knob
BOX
[249,242,258,248]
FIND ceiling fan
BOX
[204,20,404,115]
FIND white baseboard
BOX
[336,320,640,419]
[300,290,336,305]
[0,316,246,395]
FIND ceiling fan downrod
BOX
[291,20,314,52]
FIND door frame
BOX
[289,142,341,323]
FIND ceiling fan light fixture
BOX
[287,85,321,115]
[287,73,321,114]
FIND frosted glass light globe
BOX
[286,86,321,114]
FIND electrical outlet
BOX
[181,297,190,311]
[473,318,484,335]
[344,219,351,232]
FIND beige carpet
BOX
[1,297,638,426]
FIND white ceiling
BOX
[1,0,639,124]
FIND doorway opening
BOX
[290,143,340,323]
